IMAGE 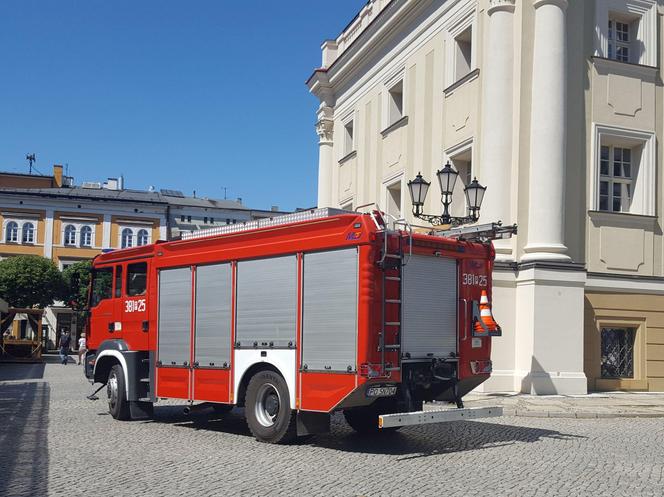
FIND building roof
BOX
[0,186,248,211]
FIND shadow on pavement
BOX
[0,363,46,381]
[148,406,585,457]
[314,420,586,459]
[150,405,253,437]
[0,382,50,497]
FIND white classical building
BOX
[308,0,664,394]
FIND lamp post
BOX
[407,162,486,227]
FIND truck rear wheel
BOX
[245,370,296,444]
[107,364,130,420]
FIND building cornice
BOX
[308,0,426,98]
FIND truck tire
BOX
[107,364,130,421]
[245,370,296,444]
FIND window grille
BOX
[601,327,636,378]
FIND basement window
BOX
[601,327,635,378]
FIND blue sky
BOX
[0,1,364,210]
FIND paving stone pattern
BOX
[1,358,663,497]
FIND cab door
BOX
[89,266,115,341]
[121,261,150,350]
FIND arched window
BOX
[80,226,92,247]
[137,229,149,246]
[64,225,77,246]
[22,223,35,244]
[121,228,134,249]
[5,222,18,243]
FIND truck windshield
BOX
[90,267,113,307]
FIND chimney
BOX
[271,205,279,212]
[53,165,63,187]
[321,40,338,68]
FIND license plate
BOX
[366,385,397,398]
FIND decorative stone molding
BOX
[315,107,334,144]
[316,119,334,143]
[488,0,516,15]
[533,0,568,9]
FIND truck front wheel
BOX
[245,370,296,444]
[107,364,130,420]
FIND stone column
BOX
[316,106,334,208]
[522,0,571,262]
[479,0,516,260]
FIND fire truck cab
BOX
[84,208,513,443]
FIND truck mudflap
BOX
[378,406,503,429]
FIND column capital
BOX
[533,0,568,10]
[316,106,334,144]
[488,0,515,15]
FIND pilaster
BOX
[514,262,587,394]
[316,106,335,208]
[102,214,112,249]
[43,209,54,259]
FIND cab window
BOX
[127,262,148,296]
[90,267,113,307]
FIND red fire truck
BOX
[84,208,514,443]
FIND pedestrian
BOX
[59,330,71,365]
[77,333,87,366]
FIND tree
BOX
[0,255,65,308]
[61,260,92,311]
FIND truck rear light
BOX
[359,363,383,378]
[470,360,492,375]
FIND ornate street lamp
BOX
[407,162,487,227]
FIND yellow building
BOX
[0,165,283,347]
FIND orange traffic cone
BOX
[474,290,500,335]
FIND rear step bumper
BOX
[378,406,503,429]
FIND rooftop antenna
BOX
[222,187,228,200]
[26,153,36,174]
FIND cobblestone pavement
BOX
[455,391,664,418]
[1,358,664,497]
